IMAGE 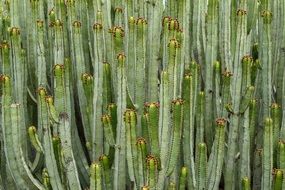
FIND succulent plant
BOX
[0,0,285,190]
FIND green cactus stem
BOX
[196,143,207,190]
[136,137,147,188]
[241,177,251,190]
[273,169,283,190]
[182,73,195,189]
[262,118,273,190]
[58,112,81,189]
[99,155,112,190]
[145,102,160,160]
[28,126,43,153]
[10,103,44,189]
[166,99,184,176]
[178,166,187,190]
[158,71,170,170]
[90,162,102,190]
[146,155,158,190]
[124,109,138,187]
[113,53,127,190]
[207,118,226,190]
[38,87,63,190]
[42,168,52,190]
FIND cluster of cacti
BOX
[0,0,285,189]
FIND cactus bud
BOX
[93,23,103,31]
[216,118,226,127]
[54,64,64,76]
[236,9,247,16]
[37,86,47,97]
[261,10,273,24]
[168,18,179,31]
[28,126,43,153]
[9,27,20,36]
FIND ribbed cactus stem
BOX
[241,177,251,190]
[158,71,170,157]
[28,126,43,153]
[277,141,285,169]
[72,21,92,158]
[249,99,258,159]
[9,28,27,158]
[204,0,219,149]
[221,70,232,118]
[2,75,26,189]
[58,112,81,189]
[271,104,281,161]
[181,0,190,66]
[42,168,52,190]
[65,57,90,187]
[165,0,177,17]
[35,19,47,87]
[166,99,184,176]
[178,167,187,190]
[219,0,232,71]
[102,114,115,147]
[167,181,176,190]
[52,136,64,185]
[38,87,63,190]
[239,55,254,188]
[10,103,44,189]
[259,1,273,118]
[127,16,136,99]
[146,0,163,101]
[253,149,263,190]
[107,103,118,138]
[113,53,127,190]
[102,62,113,108]
[262,118,273,190]
[273,169,283,190]
[182,73,195,189]
[99,155,112,190]
[225,7,248,187]
[54,64,65,113]
[81,73,94,109]
[161,16,171,69]
[207,118,226,190]
[196,91,205,146]
[136,137,147,188]
[239,86,255,114]
[52,19,65,66]
[272,0,284,104]
[124,109,138,187]
[145,102,160,159]
[196,143,207,190]
[251,59,261,87]
[213,61,221,118]
[167,38,180,99]
[45,96,59,132]
[114,7,124,26]
[90,162,102,190]
[0,41,11,75]
[92,21,105,160]
[146,155,158,190]
[10,0,20,27]
[110,26,124,95]
[192,0,204,65]
[135,17,147,116]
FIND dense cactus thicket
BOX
[0,0,285,189]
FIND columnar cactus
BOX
[0,0,285,190]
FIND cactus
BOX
[0,0,285,189]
